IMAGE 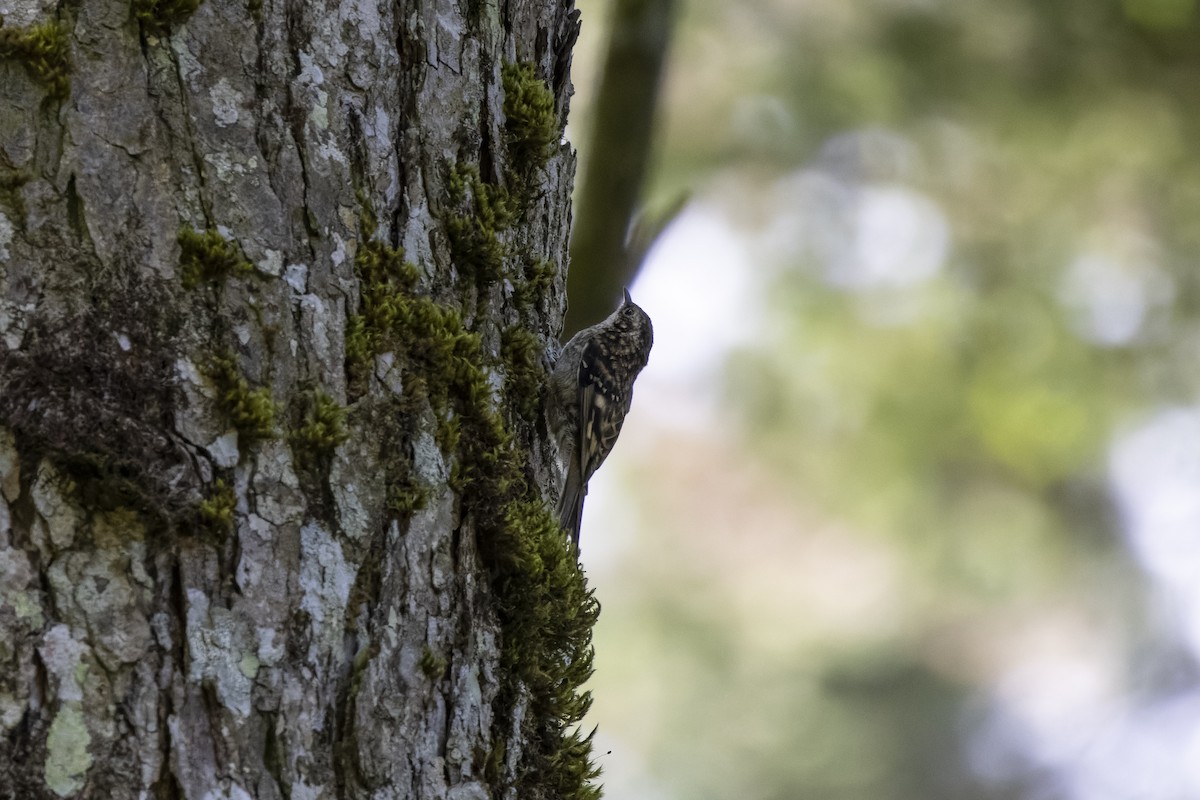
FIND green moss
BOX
[345,222,420,394]
[442,62,558,296]
[419,646,448,680]
[446,165,515,291]
[289,391,348,465]
[513,258,557,319]
[178,225,253,290]
[197,479,236,534]
[203,351,277,445]
[501,62,559,181]
[0,21,71,100]
[386,469,429,520]
[0,169,30,220]
[132,0,204,32]
[483,500,602,800]
[350,178,594,797]
[500,326,544,425]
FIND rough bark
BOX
[0,0,592,798]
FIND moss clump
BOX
[289,391,348,465]
[445,165,515,292]
[385,460,429,520]
[500,326,544,425]
[197,479,236,534]
[484,501,601,800]
[178,226,253,290]
[344,219,420,394]
[501,62,559,181]
[0,21,71,100]
[349,71,591,789]
[204,351,277,445]
[132,0,204,33]
[0,169,30,219]
[443,62,558,296]
[419,646,448,680]
[513,258,557,319]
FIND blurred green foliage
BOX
[580,1,1200,799]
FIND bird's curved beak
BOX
[622,288,632,305]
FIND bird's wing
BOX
[577,338,626,483]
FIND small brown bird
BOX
[550,289,654,550]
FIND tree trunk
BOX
[0,0,594,797]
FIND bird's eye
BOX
[622,306,636,317]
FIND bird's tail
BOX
[557,460,586,553]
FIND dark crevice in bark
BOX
[262,710,286,797]
[330,660,359,798]
[282,0,319,245]
[391,9,418,246]
[345,107,369,200]
[479,93,499,186]
[151,639,183,800]
[63,172,87,245]
[1,703,48,800]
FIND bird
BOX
[550,288,654,550]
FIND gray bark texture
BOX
[0,0,594,797]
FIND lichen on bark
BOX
[0,1,589,798]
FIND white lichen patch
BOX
[284,263,309,293]
[317,140,349,166]
[38,625,88,703]
[299,522,356,663]
[200,784,253,800]
[330,233,348,267]
[256,626,285,667]
[290,780,325,800]
[185,590,254,718]
[209,78,244,127]
[44,703,92,796]
[447,784,490,800]
[206,431,240,468]
[257,248,283,277]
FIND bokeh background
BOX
[566,2,1200,798]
